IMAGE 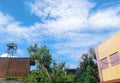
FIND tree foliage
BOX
[27,44,99,83]
[76,48,99,83]
[27,44,52,82]
[27,44,52,69]
[27,44,76,83]
[27,69,49,83]
[51,62,76,83]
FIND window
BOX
[110,52,120,66]
[101,57,109,69]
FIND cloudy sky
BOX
[0,0,120,68]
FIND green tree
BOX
[27,69,49,83]
[76,48,99,83]
[27,44,76,83]
[51,62,76,83]
[27,44,52,83]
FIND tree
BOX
[27,44,76,83]
[27,69,49,83]
[76,48,99,83]
[51,62,76,83]
[27,44,52,83]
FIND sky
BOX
[0,0,120,69]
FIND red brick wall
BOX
[0,58,9,78]
[0,58,30,78]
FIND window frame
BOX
[101,57,109,70]
[109,52,120,66]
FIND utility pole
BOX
[58,54,60,66]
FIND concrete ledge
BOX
[0,78,26,83]
[98,79,120,83]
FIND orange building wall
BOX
[96,32,120,82]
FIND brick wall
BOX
[0,58,30,78]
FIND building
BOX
[65,69,76,75]
[96,32,120,83]
[0,57,30,78]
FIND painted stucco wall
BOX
[96,32,120,82]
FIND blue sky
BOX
[0,0,120,69]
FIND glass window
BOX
[110,52,120,66]
[101,57,109,69]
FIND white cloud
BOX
[27,0,120,40]
[0,12,14,26]
[1,54,9,57]
[16,49,24,56]
[28,0,94,18]
[28,0,94,33]
[0,12,44,44]
[88,6,120,29]
[0,53,17,58]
